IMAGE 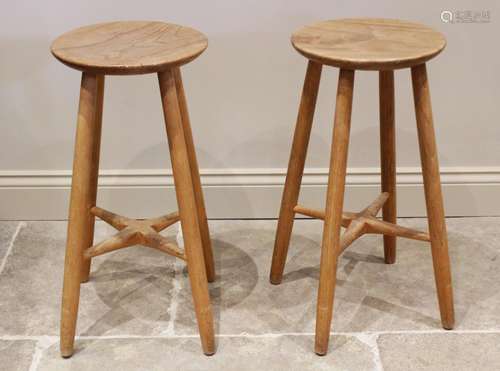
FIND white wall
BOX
[1,0,499,219]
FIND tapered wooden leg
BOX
[315,69,354,355]
[60,73,101,358]
[379,70,397,264]
[173,67,215,283]
[81,75,105,283]
[158,69,215,355]
[270,61,322,284]
[411,63,454,330]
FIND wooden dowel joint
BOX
[294,192,431,248]
[87,206,185,260]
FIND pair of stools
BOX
[51,18,454,357]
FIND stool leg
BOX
[270,61,322,284]
[173,67,215,283]
[81,75,105,283]
[411,63,455,329]
[379,71,397,264]
[158,69,215,355]
[60,73,102,357]
[315,69,354,355]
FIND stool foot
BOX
[315,69,355,355]
[60,73,103,358]
[270,278,282,286]
[204,349,216,356]
[412,63,455,330]
[60,349,74,359]
[270,61,322,285]
[159,69,215,355]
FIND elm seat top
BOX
[51,21,208,75]
[291,18,446,70]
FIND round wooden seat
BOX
[291,18,446,70]
[51,21,208,75]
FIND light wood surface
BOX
[411,63,455,330]
[292,18,446,70]
[55,20,215,356]
[273,22,453,355]
[293,205,355,227]
[315,68,354,355]
[340,193,387,253]
[270,60,322,285]
[339,193,430,251]
[85,207,184,260]
[159,69,215,355]
[81,75,104,283]
[51,21,208,75]
[293,196,430,247]
[379,70,397,264]
[173,67,215,282]
[60,72,101,358]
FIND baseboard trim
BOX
[1,167,499,220]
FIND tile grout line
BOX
[28,336,58,371]
[3,328,500,368]
[3,329,500,342]
[354,333,384,371]
[161,224,184,336]
[4,329,498,368]
[0,221,26,275]
[372,335,384,371]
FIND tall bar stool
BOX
[51,21,215,357]
[270,18,454,355]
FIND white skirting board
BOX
[0,167,499,220]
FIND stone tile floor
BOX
[0,218,499,370]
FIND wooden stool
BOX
[269,18,455,355]
[51,21,215,357]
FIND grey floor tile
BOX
[0,222,21,264]
[378,332,500,371]
[1,217,500,370]
[174,218,500,335]
[0,221,179,336]
[446,218,500,330]
[38,335,375,371]
[0,340,36,371]
[174,220,322,334]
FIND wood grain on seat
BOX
[291,18,446,70]
[51,21,207,75]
